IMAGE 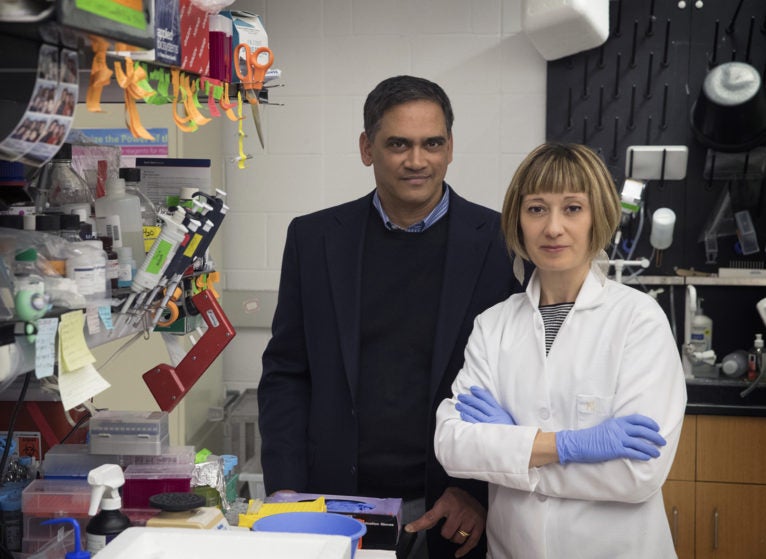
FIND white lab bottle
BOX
[66,239,109,302]
[95,177,144,263]
[690,298,713,352]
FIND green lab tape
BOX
[621,201,640,213]
[75,0,147,30]
[146,239,173,274]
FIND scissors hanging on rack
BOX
[234,43,274,148]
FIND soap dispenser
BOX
[690,297,713,352]
[85,464,132,554]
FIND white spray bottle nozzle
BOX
[88,464,125,515]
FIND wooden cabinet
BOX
[664,480,696,559]
[663,415,766,558]
[695,482,766,558]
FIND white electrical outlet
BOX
[625,145,689,180]
[757,297,766,328]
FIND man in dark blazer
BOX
[259,76,522,558]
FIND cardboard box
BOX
[223,10,268,84]
[112,0,180,67]
[180,0,209,76]
[153,0,181,66]
[266,492,402,550]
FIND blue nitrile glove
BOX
[556,413,667,465]
[456,386,516,425]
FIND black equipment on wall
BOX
[546,0,766,275]
[545,0,766,359]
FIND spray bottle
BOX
[86,464,131,554]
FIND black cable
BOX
[0,372,32,485]
[59,410,92,444]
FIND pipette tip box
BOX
[88,410,169,456]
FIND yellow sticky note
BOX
[58,311,97,372]
[57,335,110,410]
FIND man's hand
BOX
[404,487,486,558]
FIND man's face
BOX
[359,100,453,221]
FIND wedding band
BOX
[457,529,471,538]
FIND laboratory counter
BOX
[685,377,766,417]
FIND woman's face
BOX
[520,190,592,279]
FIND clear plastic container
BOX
[88,410,169,456]
[21,479,91,516]
[121,464,194,509]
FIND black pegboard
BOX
[546,0,766,276]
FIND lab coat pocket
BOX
[575,394,613,428]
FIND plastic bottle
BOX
[40,517,91,559]
[95,176,145,264]
[747,334,764,382]
[60,214,83,243]
[690,298,713,352]
[38,143,94,224]
[721,349,748,378]
[85,464,132,554]
[99,236,119,289]
[35,213,61,236]
[131,210,188,293]
[120,167,157,229]
[66,239,109,301]
[117,246,135,288]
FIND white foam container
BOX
[522,0,609,61]
[97,527,352,559]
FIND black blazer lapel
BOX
[324,194,372,405]
[429,193,496,398]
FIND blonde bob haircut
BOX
[501,142,621,262]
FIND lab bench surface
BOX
[685,378,766,417]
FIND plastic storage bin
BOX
[122,464,194,509]
[89,411,169,456]
[42,444,120,479]
[21,479,91,516]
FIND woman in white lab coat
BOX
[434,143,687,559]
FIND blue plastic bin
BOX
[252,511,367,558]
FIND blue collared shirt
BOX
[372,185,450,232]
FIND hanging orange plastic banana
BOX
[171,68,196,132]
[114,57,156,140]
[86,36,114,113]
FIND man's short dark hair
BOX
[363,75,454,141]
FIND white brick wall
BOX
[221,0,545,390]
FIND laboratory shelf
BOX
[622,275,685,286]
[686,377,766,417]
[685,277,766,287]
[621,275,766,287]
